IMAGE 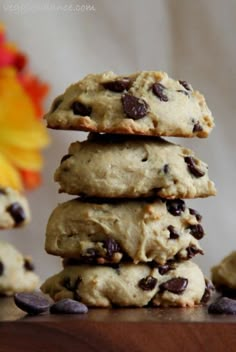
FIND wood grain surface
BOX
[0,297,236,352]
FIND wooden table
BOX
[0,297,236,352]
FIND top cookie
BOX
[0,187,30,230]
[44,71,214,138]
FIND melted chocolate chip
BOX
[158,264,172,275]
[166,199,186,216]
[0,261,4,276]
[186,246,203,259]
[103,238,121,258]
[189,208,202,222]
[159,277,188,294]
[163,164,169,174]
[6,203,25,225]
[201,279,215,304]
[152,83,168,102]
[167,225,179,239]
[122,94,149,119]
[102,78,131,92]
[71,101,92,116]
[179,80,191,91]
[138,276,157,291]
[188,224,205,240]
[184,156,205,178]
[60,154,72,164]
[208,297,236,315]
[193,121,203,132]
[0,188,7,195]
[24,258,35,271]
[177,89,189,96]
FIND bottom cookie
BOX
[0,241,39,296]
[41,261,207,307]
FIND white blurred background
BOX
[1,0,235,281]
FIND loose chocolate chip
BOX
[138,276,157,291]
[167,225,179,239]
[201,279,215,304]
[208,297,236,315]
[71,101,92,116]
[102,78,131,92]
[186,246,203,259]
[0,261,4,276]
[60,154,72,164]
[163,164,169,174]
[50,298,88,314]
[189,208,202,222]
[6,202,25,225]
[177,89,189,96]
[179,80,191,91]
[152,83,168,102]
[0,188,7,195]
[193,121,203,132]
[121,93,149,120]
[14,293,50,315]
[159,277,188,294]
[166,199,186,216]
[103,238,121,258]
[24,258,35,271]
[188,224,205,240]
[184,157,205,178]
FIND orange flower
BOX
[0,24,50,191]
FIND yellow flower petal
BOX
[0,145,43,170]
[0,154,22,190]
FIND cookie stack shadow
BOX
[41,71,216,307]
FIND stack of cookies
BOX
[41,71,216,307]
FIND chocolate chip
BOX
[50,299,88,314]
[177,89,189,96]
[158,264,172,275]
[159,278,188,294]
[184,156,205,178]
[71,101,92,116]
[179,80,191,91]
[0,261,4,276]
[24,258,35,271]
[14,293,50,315]
[0,188,7,195]
[166,199,186,216]
[167,225,179,239]
[121,94,148,120]
[188,224,205,240]
[138,276,157,291]
[102,78,131,92]
[193,121,203,132]
[189,208,202,222]
[163,164,169,174]
[81,248,98,264]
[60,154,72,164]
[103,238,121,258]
[208,297,236,315]
[6,203,25,225]
[186,246,204,259]
[152,83,168,102]
[201,279,214,304]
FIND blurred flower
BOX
[0,24,50,191]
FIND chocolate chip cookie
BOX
[55,134,216,199]
[44,71,214,138]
